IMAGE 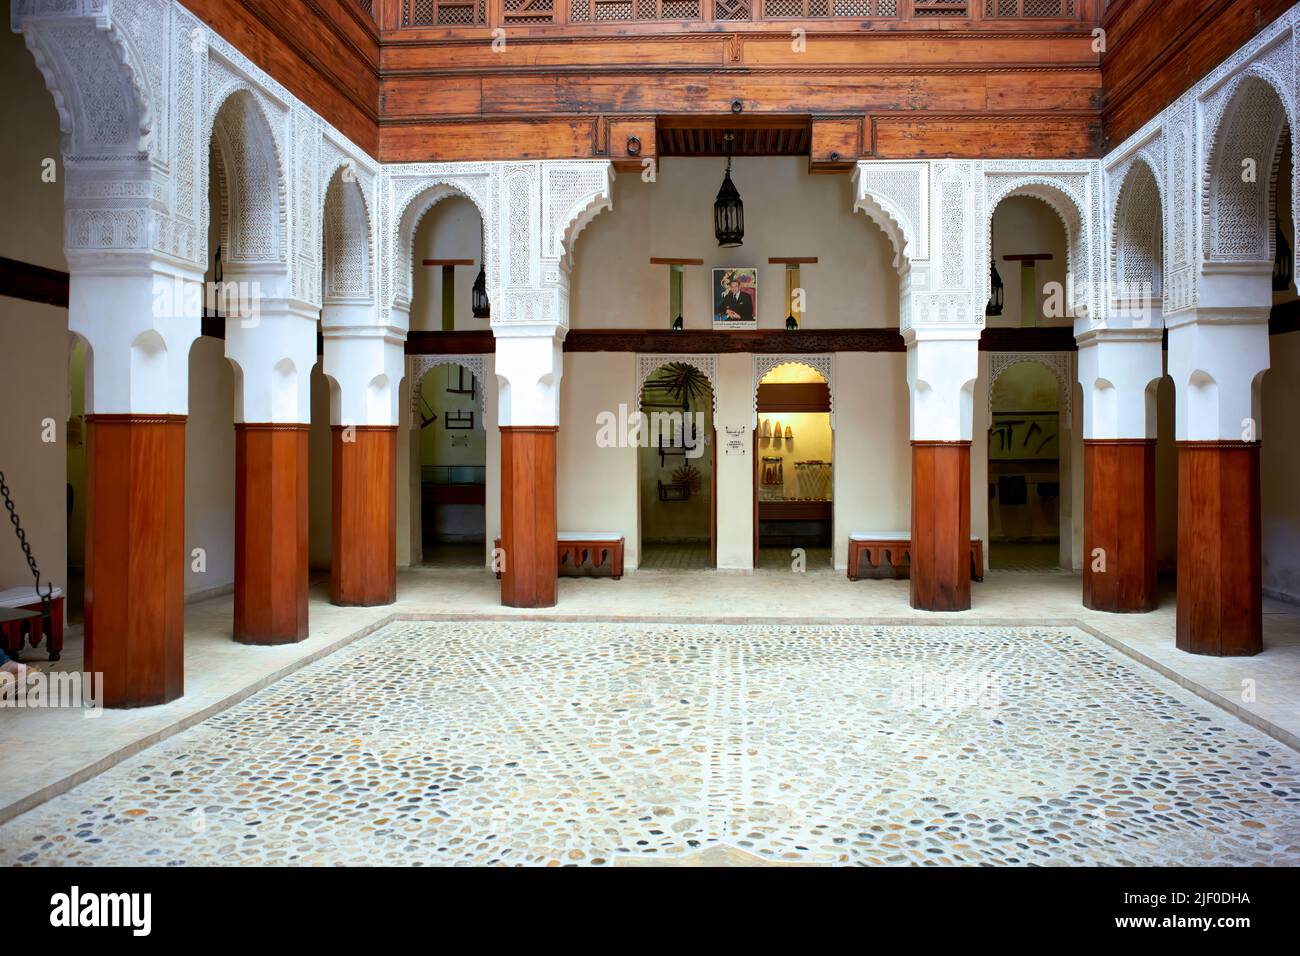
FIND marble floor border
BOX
[4,600,1298,828]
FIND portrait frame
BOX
[712,267,758,330]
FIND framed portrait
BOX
[713,267,758,330]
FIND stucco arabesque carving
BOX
[1102,4,1300,317]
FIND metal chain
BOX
[0,469,54,649]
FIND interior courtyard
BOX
[2,0,1300,871]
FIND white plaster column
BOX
[1165,309,1271,443]
[321,323,406,428]
[906,329,980,443]
[221,267,318,426]
[494,324,565,429]
[69,261,204,417]
[1076,327,1164,441]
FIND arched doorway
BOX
[753,361,834,570]
[987,358,1068,571]
[415,360,487,567]
[637,361,715,570]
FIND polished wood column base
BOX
[85,415,186,708]
[910,441,971,612]
[1176,441,1262,656]
[235,424,309,645]
[1083,439,1157,613]
[331,426,397,607]
[500,426,558,608]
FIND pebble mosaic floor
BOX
[3,620,1299,867]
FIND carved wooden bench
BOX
[846,533,984,583]
[0,585,65,661]
[494,533,624,579]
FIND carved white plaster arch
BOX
[1109,157,1165,313]
[751,355,835,429]
[389,173,493,315]
[409,354,487,425]
[16,4,154,160]
[206,85,288,267]
[987,352,1072,423]
[1201,70,1292,265]
[322,163,375,303]
[636,354,719,415]
[852,162,927,271]
[985,173,1093,321]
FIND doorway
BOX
[638,362,715,570]
[752,363,833,570]
[417,361,487,567]
[987,361,1062,571]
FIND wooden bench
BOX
[494,534,624,579]
[0,585,65,661]
[846,534,984,583]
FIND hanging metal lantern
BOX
[1274,217,1293,292]
[471,262,490,319]
[986,261,1004,317]
[714,133,744,248]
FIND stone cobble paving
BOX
[2,621,1298,866]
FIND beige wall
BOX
[0,21,66,594]
[0,299,68,594]
[831,352,912,569]
[557,353,640,564]
[571,157,899,331]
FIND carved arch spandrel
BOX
[636,354,719,416]
[752,355,835,430]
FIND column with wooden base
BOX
[234,424,309,644]
[84,415,187,707]
[1077,325,1164,614]
[70,262,202,709]
[1082,440,1157,612]
[500,426,559,608]
[910,440,972,612]
[330,426,397,606]
[1167,308,1269,656]
[321,326,406,608]
[906,328,979,612]
[225,286,318,646]
[494,328,565,609]
[1176,441,1262,655]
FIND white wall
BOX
[1263,331,1300,603]
[571,157,899,331]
